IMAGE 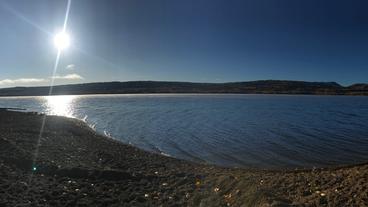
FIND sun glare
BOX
[43,95,75,117]
[53,32,70,50]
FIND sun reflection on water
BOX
[42,95,76,117]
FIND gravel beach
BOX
[0,110,367,206]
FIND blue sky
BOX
[0,0,367,88]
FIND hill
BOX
[0,80,367,96]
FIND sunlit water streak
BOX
[1,94,368,169]
[42,95,76,117]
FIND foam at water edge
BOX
[82,115,88,122]
[104,130,113,138]
[160,152,171,157]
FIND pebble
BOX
[224,193,232,199]
[185,193,190,198]
[19,182,28,186]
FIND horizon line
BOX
[0,79,367,90]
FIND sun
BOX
[53,32,70,50]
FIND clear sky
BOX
[0,0,367,88]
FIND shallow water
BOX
[1,94,368,169]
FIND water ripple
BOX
[1,94,368,169]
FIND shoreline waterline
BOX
[12,109,368,171]
[1,94,368,169]
[0,110,367,206]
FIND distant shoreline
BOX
[0,109,367,206]
[0,80,367,97]
[1,92,368,98]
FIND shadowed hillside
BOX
[0,80,367,96]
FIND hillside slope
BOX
[0,80,367,96]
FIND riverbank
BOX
[0,110,367,206]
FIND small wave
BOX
[89,123,96,130]
[82,115,88,122]
[103,130,112,138]
[160,152,171,157]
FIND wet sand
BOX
[0,110,367,206]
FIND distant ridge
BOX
[0,80,367,96]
